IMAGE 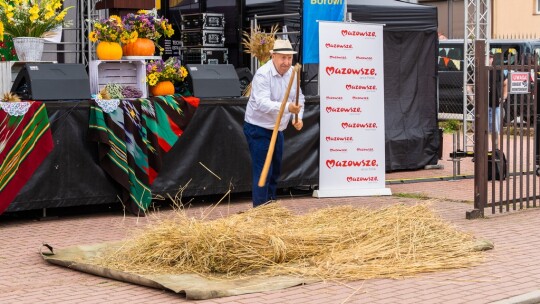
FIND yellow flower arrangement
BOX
[122,9,174,55]
[88,15,134,44]
[0,0,73,41]
[242,24,280,64]
[146,57,188,86]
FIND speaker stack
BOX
[180,13,228,65]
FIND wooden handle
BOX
[294,67,301,124]
[258,64,301,187]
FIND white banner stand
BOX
[313,21,391,198]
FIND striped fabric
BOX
[88,95,199,215]
[0,102,54,214]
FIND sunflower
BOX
[109,15,122,26]
[88,31,98,43]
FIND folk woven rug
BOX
[88,94,199,215]
[0,101,53,214]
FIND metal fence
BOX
[468,40,540,218]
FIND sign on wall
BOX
[508,71,530,94]
[313,21,391,198]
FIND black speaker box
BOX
[186,64,241,98]
[11,63,91,100]
[488,149,507,181]
[235,67,253,93]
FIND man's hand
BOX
[288,102,302,114]
[292,118,303,131]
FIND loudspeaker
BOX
[235,67,253,93]
[186,64,241,98]
[11,63,91,100]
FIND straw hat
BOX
[270,39,297,54]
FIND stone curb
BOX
[491,291,540,304]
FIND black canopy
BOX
[348,0,439,171]
[347,0,437,32]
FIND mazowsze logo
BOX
[357,147,374,152]
[329,55,347,60]
[341,30,376,37]
[325,136,353,142]
[352,96,369,100]
[326,106,361,113]
[326,159,378,169]
[325,43,352,49]
[326,96,343,100]
[330,148,347,152]
[346,84,377,91]
[356,56,373,60]
[347,176,378,182]
[341,122,377,129]
[326,66,376,76]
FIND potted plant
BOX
[88,15,134,60]
[146,57,187,96]
[122,9,174,57]
[0,0,73,61]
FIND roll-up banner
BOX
[313,21,391,198]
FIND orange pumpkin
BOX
[122,38,156,56]
[96,42,122,60]
[150,81,175,96]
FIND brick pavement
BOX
[3,190,540,304]
[3,133,540,304]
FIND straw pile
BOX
[95,203,486,280]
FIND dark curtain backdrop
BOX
[6,99,319,212]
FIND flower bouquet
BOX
[122,9,174,56]
[0,0,73,61]
[0,0,72,40]
[146,57,188,96]
[88,15,129,44]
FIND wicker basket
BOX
[12,37,45,61]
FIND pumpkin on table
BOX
[96,41,123,60]
[150,81,175,96]
[88,15,131,60]
[122,38,155,57]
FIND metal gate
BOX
[469,40,540,218]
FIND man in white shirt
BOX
[243,39,305,207]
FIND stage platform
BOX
[5,96,319,212]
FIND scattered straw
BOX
[198,162,221,180]
[93,203,486,281]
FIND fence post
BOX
[467,40,488,219]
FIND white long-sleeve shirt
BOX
[244,61,305,131]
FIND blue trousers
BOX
[488,106,501,134]
[243,122,284,207]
